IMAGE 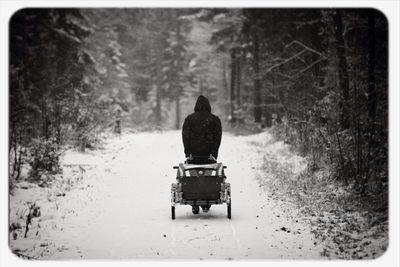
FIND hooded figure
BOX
[182,95,222,164]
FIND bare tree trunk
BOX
[16,131,23,180]
[42,103,50,140]
[252,26,262,123]
[12,130,18,178]
[367,12,376,122]
[175,18,181,130]
[264,71,274,128]
[155,53,162,125]
[236,49,242,108]
[175,94,180,130]
[364,11,377,192]
[222,58,229,117]
[230,48,236,122]
[334,10,350,129]
[155,85,162,124]
[114,110,121,134]
[54,105,62,144]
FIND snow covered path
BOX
[10,130,325,260]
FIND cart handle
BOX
[174,165,226,169]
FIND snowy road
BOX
[10,130,325,259]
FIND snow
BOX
[9,130,324,259]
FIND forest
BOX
[10,8,388,194]
[9,8,388,259]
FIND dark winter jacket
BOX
[182,96,222,161]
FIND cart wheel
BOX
[171,206,175,220]
[192,205,200,214]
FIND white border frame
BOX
[1,1,399,267]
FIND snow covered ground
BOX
[9,130,325,260]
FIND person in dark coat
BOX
[182,96,222,213]
[182,95,222,164]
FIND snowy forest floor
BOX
[9,129,388,260]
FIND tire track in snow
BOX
[229,220,243,256]
[169,222,177,256]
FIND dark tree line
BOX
[208,8,387,195]
[10,9,93,180]
[9,9,198,182]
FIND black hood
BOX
[194,95,211,112]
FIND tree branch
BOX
[285,40,326,58]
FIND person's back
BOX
[182,95,222,164]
